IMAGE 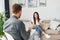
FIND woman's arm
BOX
[32,22,36,27]
[31,19,36,27]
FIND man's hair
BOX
[12,3,22,13]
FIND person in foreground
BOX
[32,12,51,40]
[3,3,34,40]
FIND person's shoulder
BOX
[15,20,23,24]
[17,20,23,23]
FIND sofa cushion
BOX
[57,26,60,31]
[23,21,32,31]
[40,20,50,31]
[46,29,58,35]
[50,21,60,30]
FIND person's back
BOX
[3,4,31,40]
[3,16,23,40]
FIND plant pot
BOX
[0,36,7,40]
[0,32,8,40]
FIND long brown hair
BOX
[33,12,40,24]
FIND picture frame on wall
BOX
[39,0,46,7]
[18,0,26,7]
[28,0,37,8]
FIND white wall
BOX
[9,0,60,20]
[9,0,18,16]
[0,0,4,12]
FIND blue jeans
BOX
[33,25,43,38]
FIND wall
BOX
[9,0,60,20]
[0,0,4,12]
[9,0,18,16]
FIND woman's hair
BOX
[33,12,40,24]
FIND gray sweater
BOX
[3,16,30,40]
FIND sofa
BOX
[22,19,60,40]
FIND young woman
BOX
[32,12,51,40]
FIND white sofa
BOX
[23,20,60,40]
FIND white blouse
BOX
[36,20,40,25]
[32,19,40,25]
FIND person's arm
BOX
[39,20,44,29]
[18,21,30,40]
[31,19,36,27]
[32,22,36,27]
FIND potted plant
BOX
[0,10,8,40]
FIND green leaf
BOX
[0,10,8,37]
[0,19,4,36]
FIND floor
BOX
[34,34,60,40]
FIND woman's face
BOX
[34,13,38,19]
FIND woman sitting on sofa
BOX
[32,12,51,40]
